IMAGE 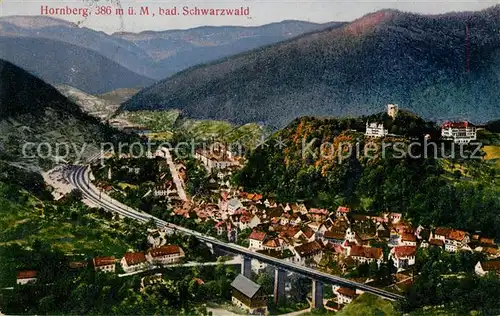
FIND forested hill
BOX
[0,59,131,173]
[234,114,500,240]
[122,6,500,128]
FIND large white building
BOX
[365,122,388,138]
[195,146,240,172]
[441,121,477,144]
[147,245,185,266]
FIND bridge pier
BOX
[312,280,324,310]
[241,256,252,278]
[273,268,286,305]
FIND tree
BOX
[256,272,274,295]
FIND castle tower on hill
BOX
[387,104,399,119]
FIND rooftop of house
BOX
[248,230,267,241]
[124,252,147,265]
[435,227,468,241]
[301,227,315,239]
[324,230,345,240]
[93,256,116,267]
[337,206,350,214]
[401,233,417,242]
[279,226,300,238]
[294,240,323,257]
[480,260,500,272]
[442,121,475,129]
[231,274,261,299]
[148,245,182,257]
[309,208,328,215]
[429,239,445,247]
[263,238,281,248]
[17,270,37,279]
[392,246,417,258]
[337,287,357,298]
[349,245,383,259]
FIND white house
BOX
[195,147,239,171]
[293,240,323,266]
[434,227,470,252]
[347,245,384,266]
[16,271,37,285]
[441,121,477,144]
[147,245,185,266]
[399,233,417,247]
[248,230,267,250]
[121,252,149,273]
[365,122,388,138]
[475,260,500,277]
[390,246,417,270]
[93,256,116,273]
[336,287,359,305]
[336,206,350,218]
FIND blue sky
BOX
[1,0,498,33]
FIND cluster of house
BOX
[168,189,500,277]
[16,244,185,285]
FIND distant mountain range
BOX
[122,6,500,127]
[0,16,342,93]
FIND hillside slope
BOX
[122,6,500,127]
[0,59,128,170]
[0,36,155,94]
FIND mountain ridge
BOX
[121,6,500,127]
[0,36,155,94]
[0,16,344,83]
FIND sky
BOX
[0,0,498,33]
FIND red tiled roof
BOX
[402,233,417,242]
[435,227,467,241]
[435,227,452,237]
[481,260,500,272]
[429,239,444,247]
[349,246,383,259]
[302,228,314,239]
[309,208,328,215]
[17,270,37,279]
[248,230,267,241]
[124,252,147,266]
[263,238,280,248]
[337,206,350,214]
[442,121,474,129]
[294,241,323,257]
[93,256,116,267]
[479,238,495,245]
[324,231,345,240]
[448,229,467,242]
[279,226,300,238]
[148,245,182,258]
[392,246,417,258]
[337,287,357,297]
